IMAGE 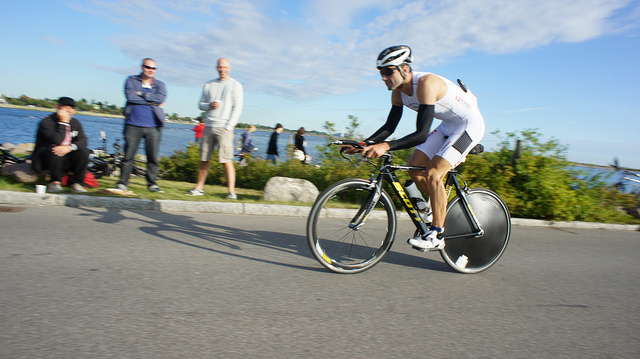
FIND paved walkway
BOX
[1,190,638,231]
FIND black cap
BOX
[57,97,76,108]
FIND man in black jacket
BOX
[266,123,283,164]
[32,97,90,193]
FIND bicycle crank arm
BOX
[444,230,484,241]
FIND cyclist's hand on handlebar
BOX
[340,145,361,155]
[362,142,390,159]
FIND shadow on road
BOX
[76,207,451,273]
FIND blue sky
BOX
[1,0,639,168]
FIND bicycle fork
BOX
[348,178,383,230]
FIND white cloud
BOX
[69,0,639,100]
[42,35,67,46]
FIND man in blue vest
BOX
[116,58,167,193]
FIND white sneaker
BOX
[227,193,237,200]
[185,188,204,196]
[408,229,445,251]
[47,181,63,193]
[148,185,164,193]
[70,183,88,193]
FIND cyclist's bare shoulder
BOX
[418,73,446,89]
[417,73,447,102]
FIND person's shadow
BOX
[77,207,452,273]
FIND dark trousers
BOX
[36,147,90,184]
[118,124,162,187]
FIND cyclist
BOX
[351,45,486,250]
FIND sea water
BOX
[0,107,328,162]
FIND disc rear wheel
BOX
[440,188,511,274]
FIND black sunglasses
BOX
[143,65,157,70]
[379,67,397,76]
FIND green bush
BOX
[158,143,202,183]
[157,127,638,224]
[158,142,372,191]
[458,129,636,223]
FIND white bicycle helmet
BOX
[376,45,413,69]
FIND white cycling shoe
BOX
[408,229,445,251]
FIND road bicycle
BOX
[306,140,511,274]
[88,132,147,179]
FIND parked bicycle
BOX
[88,132,146,179]
[611,158,640,197]
[306,140,511,274]
[0,146,27,168]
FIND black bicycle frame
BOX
[381,164,431,236]
[443,170,485,239]
[351,156,485,240]
[348,156,431,236]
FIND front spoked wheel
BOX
[306,179,397,274]
[440,188,511,274]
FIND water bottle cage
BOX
[411,197,427,212]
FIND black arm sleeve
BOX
[387,104,435,151]
[365,105,403,143]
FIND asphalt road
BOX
[1,206,639,358]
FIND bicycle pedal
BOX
[407,238,428,252]
[415,246,443,252]
[407,238,444,252]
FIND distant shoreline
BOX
[0,103,124,119]
[0,103,189,124]
[571,162,630,171]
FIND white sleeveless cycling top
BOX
[400,72,481,125]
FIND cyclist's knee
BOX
[425,166,446,186]
[407,156,429,181]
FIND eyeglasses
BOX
[379,67,397,77]
[143,65,157,70]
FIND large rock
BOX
[12,143,34,155]
[1,163,40,183]
[263,176,319,203]
[0,143,16,151]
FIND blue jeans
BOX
[266,154,278,164]
[118,124,162,187]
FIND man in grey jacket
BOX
[186,58,243,199]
